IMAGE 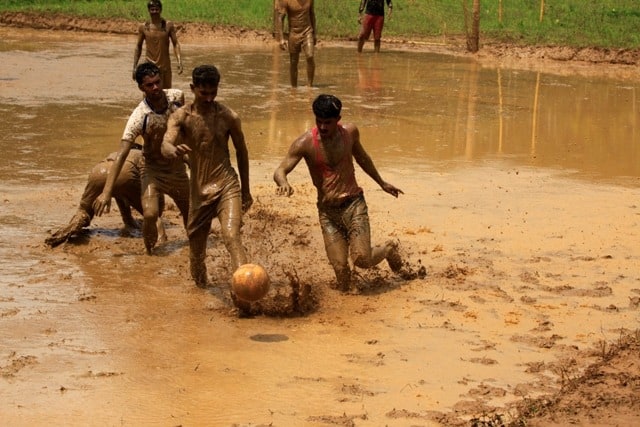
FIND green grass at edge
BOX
[0,0,638,48]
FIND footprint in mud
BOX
[1,353,38,378]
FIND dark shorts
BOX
[318,193,370,250]
[141,163,190,218]
[187,184,242,238]
[289,31,315,58]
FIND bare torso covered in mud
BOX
[302,123,363,207]
[162,101,242,228]
[80,149,145,216]
[45,149,163,248]
[277,0,315,40]
[275,0,316,86]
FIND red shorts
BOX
[359,14,385,40]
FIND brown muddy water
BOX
[1,28,640,426]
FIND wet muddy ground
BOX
[1,22,640,426]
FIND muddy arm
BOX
[351,125,404,198]
[132,25,145,80]
[45,210,91,248]
[230,114,252,212]
[168,22,183,75]
[93,140,133,216]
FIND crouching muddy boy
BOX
[45,149,165,247]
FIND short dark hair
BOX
[312,94,342,119]
[135,62,161,84]
[147,0,162,10]
[192,65,221,87]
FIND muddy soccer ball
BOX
[231,263,270,302]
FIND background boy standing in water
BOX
[275,0,316,87]
[133,0,183,88]
[358,0,393,53]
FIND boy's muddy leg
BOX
[189,227,209,288]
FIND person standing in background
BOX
[275,0,317,87]
[358,0,393,53]
[133,0,183,88]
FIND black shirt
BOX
[359,0,393,16]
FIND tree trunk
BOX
[464,0,481,53]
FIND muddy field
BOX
[1,12,640,427]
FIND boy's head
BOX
[312,94,342,138]
[192,65,221,87]
[191,65,221,105]
[312,94,342,119]
[135,62,161,85]
[147,0,162,11]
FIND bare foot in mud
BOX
[386,239,404,272]
[386,240,427,280]
[120,221,141,238]
[230,292,254,318]
[194,276,209,289]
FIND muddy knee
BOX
[352,251,375,269]
[143,207,159,224]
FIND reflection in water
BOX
[531,72,541,156]
[268,45,281,148]
[497,68,504,153]
[0,37,639,182]
[465,61,479,160]
[356,55,382,93]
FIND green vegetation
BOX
[0,0,639,48]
